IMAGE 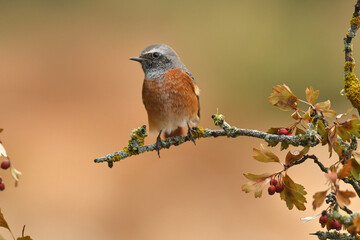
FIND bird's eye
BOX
[152,52,161,59]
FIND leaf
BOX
[337,118,360,142]
[281,142,290,150]
[336,189,356,208]
[243,173,272,182]
[350,158,360,180]
[285,147,309,165]
[242,173,272,198]
[317,120,328,145]
[10,166,22,185]
[0,235,6,240]
[325,169,338,184]
[268,84,298,111]
[279,174,307,211]
[0,209,10,231]
[348,216,360,235]
[0,143,7,157]
[295,127,306,135]
[327,126,338,157]
[312,190,328,210]
[305,86,320,104]
[17,237,33,240]
[252,144,280,163]
[338,160,353,179]
[314,100,337,118]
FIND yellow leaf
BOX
[305,86,320,104]
[268,84,298,111]
[279,174,307,211]
[312,190,328,210]
[314,100,337,118]
[253,144,280,163]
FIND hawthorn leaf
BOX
[305,86,320,104]
[268,84,298,111]
[295,127,306,135]
[253,144,280,163]
[336,189,356,208]
[243,173,272,182]
[324,169,338,185]
[291,110,301,120]
[285,147,309,165]
[10,166,22,185]
[312,190,328,210]
[348,216,360,235]
[314,100,337,118]
[281,142,290,150]
[337,118,360,141]
[241,182,254,193]
[350,158,360,180]
[280,174,307,211]
[242,173,272,198]
[0,209,11,234]
[338,160,353,179]
[317,120,328,145]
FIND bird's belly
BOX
[142,75,198,134]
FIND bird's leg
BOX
[187,123,196,145]
[155,130,163,158]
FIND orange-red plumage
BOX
[142,68,199,135]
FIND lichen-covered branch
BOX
[311,231,357,240]
[94,114,321,167]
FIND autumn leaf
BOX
[337,118,360,141]
[312,190,328,210]
[0,142,7,157]
[242,173,272,198]
[336,189,356,208]
[10,166,22,186]
[325,169,338,184]
[348,216,360,235]
[0,209,10,231]
[280,174,307,211]
[314,100,337,118]
[327,126,340,157]
[305,86,320,104]
[317,120,328,145]
[253,144,280,163]
[338,160,353,179]
[295,127,306,135]
[268,84,298,111]
[285,147,309,165]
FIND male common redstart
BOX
[130,44,200,156]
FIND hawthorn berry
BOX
[277,128,288,135]
[270,179,278,186]
[268,185,276,195]
[0,183,5,191]
[275,183,284,193]
[329,219,342,230]
[319,215,328,225]
[1,160,10,170]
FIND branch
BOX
[94,114,321,167]
[311,231,357,240]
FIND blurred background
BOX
[0,0,357,239]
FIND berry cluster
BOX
[0,160,10,191]
[319,211,342,231]
[277,128,291,136]
[268,178,284,195]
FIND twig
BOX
[94,114,321,166]
[311,231,357,240]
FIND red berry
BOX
[277,128,288,135]
[268,185,276,195]
[0,176,2,184]
[0,183,5,191]
[1,160,10,170]
[270,179,278,186]
[319,215,328,225]
[275,183,284,193]
[329,219,341,230]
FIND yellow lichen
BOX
[111,154,121,162]
[350,16,360,26]
[193,126,206,139]
[344,61,360,111]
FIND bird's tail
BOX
[164,127,184,139]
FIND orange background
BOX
[0,1,358,239]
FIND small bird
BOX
[130,44,200,156]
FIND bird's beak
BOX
[129,57,146,62]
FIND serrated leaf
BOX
[336,189,356,208]
[285,147,309,165]
[280,174,307,211]
[243,173,272,182]
[312,190,328,210]
[338,160,353,179]
[268,84,298,111]
[350,158,360,180]
[325,169,338,184]
[314,100,337,118]
[305,86,320,104]
[295,127,306,135]
[317,120,328,145]
[281,142,290,150]
[337,118,360,142]
[253,144,280,163]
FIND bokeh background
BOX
[0,0,358,239]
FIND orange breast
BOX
[142,68,199,134]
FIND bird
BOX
[130,44,200,157]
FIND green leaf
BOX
[279,174,307,211]
[252,144,280,163]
